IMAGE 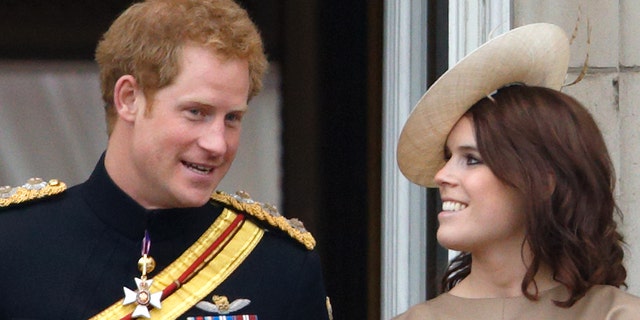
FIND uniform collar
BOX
[79,153,221,241]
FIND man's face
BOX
[125,44,250,209]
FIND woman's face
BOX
[434,116,526,254]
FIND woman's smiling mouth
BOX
[442,201,467,212]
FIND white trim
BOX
[382,0,511,317]
[381,0,428,318]
[449,0,511,67]
[447,0,510,262]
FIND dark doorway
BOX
[280,1,383,319]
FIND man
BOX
[0,0,331,319]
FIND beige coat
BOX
[393,285,640,320]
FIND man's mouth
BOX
[182,161,213,174]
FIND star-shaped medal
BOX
[123,277,162,318]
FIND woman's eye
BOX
[466,155,482,165]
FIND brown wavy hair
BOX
[441,85,626,307]
[95,0,268,135]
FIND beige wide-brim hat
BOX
[397,23,570,187]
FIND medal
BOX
[123,231,162,318]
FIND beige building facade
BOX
[515,0,640,297]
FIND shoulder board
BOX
[0,178,67,208]
[211,190,316,250]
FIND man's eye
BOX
[186,109,205,119]
[225,112,244,123]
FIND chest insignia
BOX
[194,295,251,315]
[0,178,67,208]
[211,190,316,250]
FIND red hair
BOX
[95,0,267,135]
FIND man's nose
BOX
[198,120,227,155]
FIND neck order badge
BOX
[91,209,264,319]
[122,230,162,318]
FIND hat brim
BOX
[397,23,570,187]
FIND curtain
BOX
[0,61,281,208]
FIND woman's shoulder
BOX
[581,285,640,308]
[392,294,487,320]
[392,286,640,320]
[546,285,640,319]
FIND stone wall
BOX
[514,0,640,294]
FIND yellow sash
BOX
[91,208,264,319]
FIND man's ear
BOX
[113,75,143,122]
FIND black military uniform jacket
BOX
[0,156,330,319]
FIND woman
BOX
[394,23,640,319]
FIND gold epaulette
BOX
[210,190,316,250]
[0,178,67,208]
